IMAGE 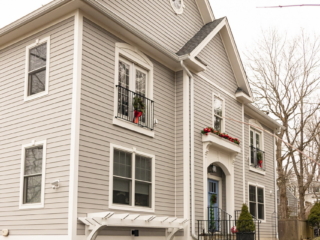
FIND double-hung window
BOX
[112,147,153,209]
[213,96,224,132]
[249,185,265,220]
[25,37,50,101]
[20,140,46,208]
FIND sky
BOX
[1,0,320,59]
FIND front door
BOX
[208,179,219,231]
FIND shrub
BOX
[308,202,320,229]
[236,204,255,233]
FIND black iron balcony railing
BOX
[116,85,154,130]
[207,207,232,234]
[197,210,261,240]
[250,146,265,170]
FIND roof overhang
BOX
[78,212,188,240]
[194,0,215,24]
[244,104,283,131]
[235,91,253,104]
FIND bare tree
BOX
[246,29,320,219]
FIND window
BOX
[213,96,224,132]
[113,43,154,136]
[110,145,155,211]
[20,140,46,208]
[249,185,264,220]
[24,37,50,101]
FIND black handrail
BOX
[115,85,154,130]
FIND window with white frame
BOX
[213,96,224,132]
[20,140,46,208]
[25,37,50,101]
[114,43,154,134]
[249,185,264,220]
[112,148,153,208]
[250,128,265,168]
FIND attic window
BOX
[170,0,184,14]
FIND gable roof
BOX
[176,17,224,56]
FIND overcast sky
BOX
[1,0,320,59]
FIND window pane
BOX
[214,97,223,116]
[29,43,46,71]
[258,203,264,219]
[250,146,255,164]
[113,149,131,178]
[28,69,46,95]
[249,202,256,218]
[25,147,43,175]
[113,177,131,205]
[214,116,222,132]
[258,188,264,203]
[135,69,146,96]
[135,181,151,207]
[24,175,42,203]
[250,130,254,146]
[249,185,256,202]
[256,133,260,149]
[119,61,130,88]
[135,155,151,182]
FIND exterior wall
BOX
[97,0,204,53]
[0,17,74,235]
[77,18,178,234]
[244,114,277,239]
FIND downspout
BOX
[180,61,197,240]
[274,130,279,239]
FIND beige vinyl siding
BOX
[197,34,239,95]
[0,17,74,235]
[193,74,243,222]
[244,114,276,239]
[77,19,177,234]
[97,0,204,53]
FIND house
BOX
[277,188,298,218]
[0,0,282,240]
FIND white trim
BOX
[235,91,253,104]
[170,0,184,15]
[19,139,47,209]
[182,70,190,219]
[249,166,266,175]
[202,134,241,153]
[242,103,245,203]
[68,10,83,240]
[2,236,69,240]
[108,143,155,213]
[212,93,225,133]
[247,182,266,223]
[112,118,155,137]
[189,18,226,57]
[196,73,237,100]
[24,36,50,102]
[207,175,223,210]
[113,43,154,137]
[273,130,279,239]
[194,0,215,24]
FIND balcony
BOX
[115,85,154,131]
[250,146,265,171]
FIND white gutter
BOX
[180,61,197,240]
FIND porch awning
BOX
[78,212,188,240]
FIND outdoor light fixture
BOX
[212,165,217,173]
[132,230,139,236]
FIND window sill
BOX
[113,118,155,138]
[24,90,48,102]
[249,166,266,175]
[19,203,44,209]
[109,204,155,213]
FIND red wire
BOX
[257,4,320,8]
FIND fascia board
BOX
[235,91,253,104]
[244,104,283,130]
[195,0,215,24]
[189,17,226,57]
[220,21,253,97]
